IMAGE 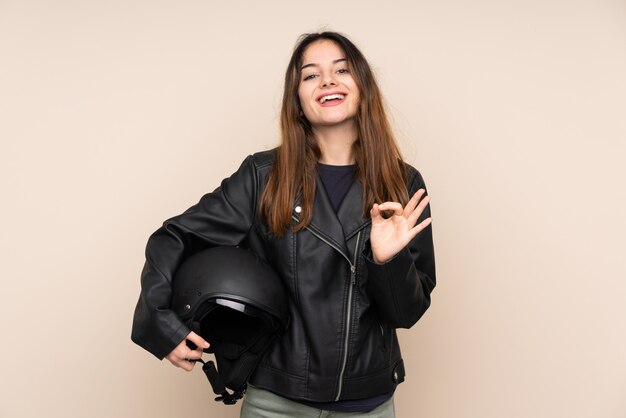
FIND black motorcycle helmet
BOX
[171,246,288,405]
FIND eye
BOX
[337,68,350,74]
[303,74,317,81]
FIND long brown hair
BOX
[260,31,408,236]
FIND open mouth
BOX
[319,93,345,104]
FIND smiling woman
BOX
[132,31,436,418]
[298,41,360,137]
[261,32,420,237]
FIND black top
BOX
[317,162,356,212]
[297,391,394,413]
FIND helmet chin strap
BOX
[192,358,246,405]
[188,319,248,405]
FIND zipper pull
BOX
[350,265,356,285]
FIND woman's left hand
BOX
[369,189,432,264]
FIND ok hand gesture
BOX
[369,189,432,264]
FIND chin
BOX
[318,115,355,126]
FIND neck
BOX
[314,123,357,165]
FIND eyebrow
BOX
[301,58,347,70]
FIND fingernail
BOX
[203,342,210,348]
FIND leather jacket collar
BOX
[293,175,371,258]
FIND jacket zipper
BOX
[335,230,360,401]
[292,216,361,400]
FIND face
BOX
[298,40,360,131]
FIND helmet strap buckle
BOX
[198,359,246,405]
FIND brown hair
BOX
[260,31,408,236]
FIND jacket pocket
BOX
[376,319,392,362]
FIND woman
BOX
[132,31,436,417]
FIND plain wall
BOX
[1,1,625,417]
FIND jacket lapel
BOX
[306,177,349,255]
[292,175,372,258]
[336,180,371,240]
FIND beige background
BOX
[1,0,625,417]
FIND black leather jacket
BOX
[131,149,436,402]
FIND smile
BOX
[318,93,345,104]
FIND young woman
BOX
[132,31,436,417]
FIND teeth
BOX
[320,94,345,104]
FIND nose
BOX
[320,72,337,88]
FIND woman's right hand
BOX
[165,331,210,371]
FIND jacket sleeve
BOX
[364,168,436,329]
[131,155,258,359]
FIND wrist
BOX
[372,253,386,264]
